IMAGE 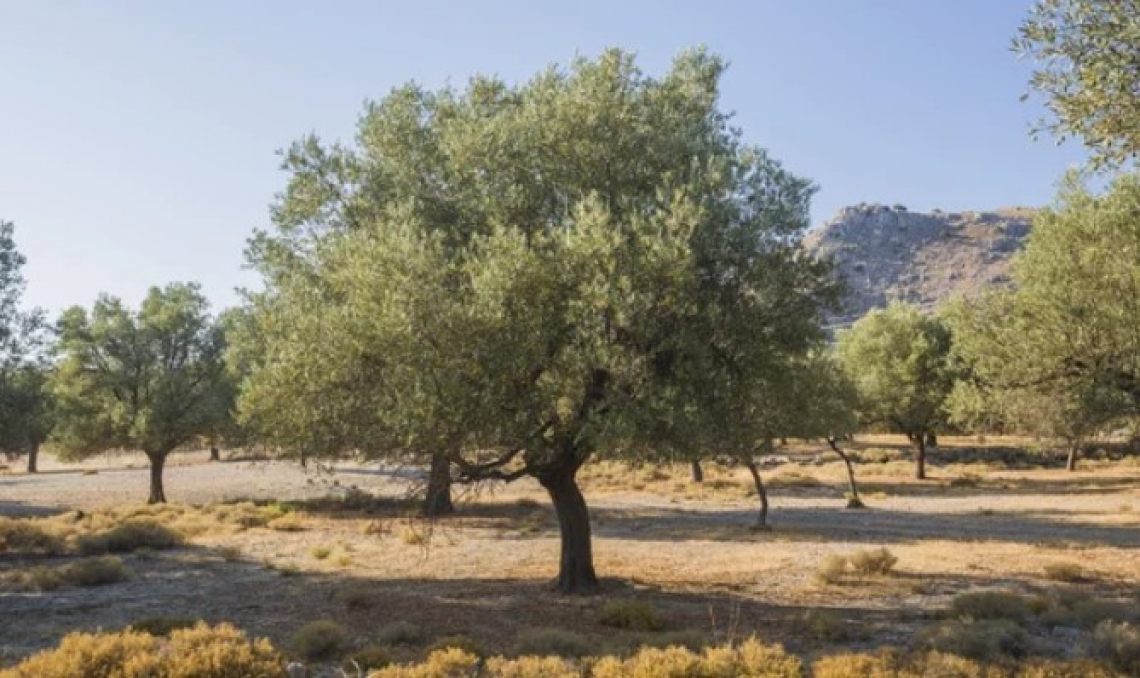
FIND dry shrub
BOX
[598,600,663,632]
[1041,562,1089,583]
[78,519,184,554]
[369,648,480,678]
[485,655,579,678]
[345,645,393,672]
[374,621,426,647]
[630,629,712,653]
[1014,658,1119,677]
[289,620,347,661]
[0,622,284,678]
[309,545,332,560]
[128,616,199,637]
[18,556,131,591]
[427,635,484,658]
[815,548,897,585]
[1037,596,1135,629]
[812,648,907,678]
[950,591,1031,622]
[767,471,822,489]
[814,555,850,585]
[915,619,1029,661]
[266,514,307,532]
[513,629,593,658]
[800,609,850,643]
[591,638,801,678]
[1091,621,1140,675]
[0,517,66,555]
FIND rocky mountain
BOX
[804,203,1036,328]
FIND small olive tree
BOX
[51,283,230,503]
[837,302,954,480]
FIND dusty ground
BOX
[2,438,1139,666]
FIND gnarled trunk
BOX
[146,451,168,504]
[209,446,220,462]
[690,459,704,483]
[828,437,863,508]
[26,443,39,474]
[914,432,927,480]
[540,468,597,594]
[744,459,770,529]
[423,451,454,516]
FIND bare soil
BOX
[2,438,1139,666]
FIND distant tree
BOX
[242,49,836,592]
[946,174,1140,468]
[51,283,230,503]
[837,302,954,480]
[0,221,53,472]
[1015,0,1140,169]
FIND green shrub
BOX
[288,620,347,661]
[513,629,593,658]
[427,635,484,658]
[801,609,850,642]
[375,621,426,647]
[916,619,1029,661]
[78,520,184,555]
[344,645,393,672]
[1037,595,1136,629]
[1091,620,1140,675]
[950,591,1031,622]
[598,600,663,631]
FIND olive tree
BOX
[1015,0,1140,169]
[0,221,53,472]
[837,302,954,480]
[242,49,836,592]
[946,174,1140,468]
[51,283,230,503]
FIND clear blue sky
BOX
[0,1,1086,315]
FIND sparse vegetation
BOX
[598,600,664,631]
[288,619,347,662]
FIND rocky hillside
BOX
[805,204,1036,328]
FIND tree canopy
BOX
[51,283,231,503]
[836,302,954,480]
[240,48,838,592]
[1016,0,1140,169]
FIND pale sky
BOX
[0,1,1086,316]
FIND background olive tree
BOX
[837,302,955,480]
[51,283,231,503]
[240,49,837,592]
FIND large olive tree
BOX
[51,283,230,503]
[242,49,836,592]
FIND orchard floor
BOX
[2,438,1139,669]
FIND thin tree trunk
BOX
[146,451,168,504]
[744,459,770,529]
[299,449,307,469]
[925,431,938,448]
[540,468,597,594]
[423,452,454,516]
[1066,441,1080,472]
[26,443,39,474]
[914,432,927,480]
[828,437,863,508]
[690,459,704,483]
[209,446,220,462]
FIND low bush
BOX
[598,599,664,631]
[426,635,484,658]
[78,520,184,555]
[485,656,579,678]
[0,517,66,555]
[1091,620,1140,675]
[369,648,480,678]
[915,619,1029,661]
[0,622,285,677]
[801,609,850,643]
[344,645,393,672]
[950,591,1031,622]
[288,620,347,661]
[128,616,199,637]
[19,556,132,591]
[1036,594,1136,629]
[815,548,897,585]
[266,514,306,532]
[513,628,593,658]
[374,621,426,647]
[1041,562,1089,583]
[591,639,802,678]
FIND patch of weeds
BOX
[266,514,306,532]
[1042,562,1090,583]
[20,556,132,590]
[915,619,1029,661]
[427,634,484,658]
[767,471,822,489]
[81,519,184,554]
[513,628,594,658]
[815,548,897,585]
[333,554,354,568]
[289,620,348,661]
[309,546,332,560]
[0,517,66,555]
[375,621,426,647]
[800,609,850,643]
[344,645,393,672]
[129,616,200,637]
[950,591,1031,622]
[949,473,983,488]
[1091,621,1140,675]
[598,599,664,631]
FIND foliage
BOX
[598,600,664,631]
[1015,0,1140,170]
[288,619,348,661]
[950,592,1032,622]
[512,629,594,658]
[240,48,837,592]
[15,556,131,591]
[946,175,1140,449]
[1091,621,1140,675]
[915,619,1030,661]
[373,621,426,647]
[815,548,897,584]
[837,302,953,477]
[76,519,184,554]
[0,622,285,678]
[0,516,66,555]
[51,283,231,502]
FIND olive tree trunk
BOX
[690,459,704,483]
[26,443,39,474]
[913,431,927,480]
[423,451,454,516]
[145,450,168,504]
[540,468,597,594]
[827,437,863,508]
[1066,439,1081,472]
[209,446,220,462]
[744,459,770,529]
